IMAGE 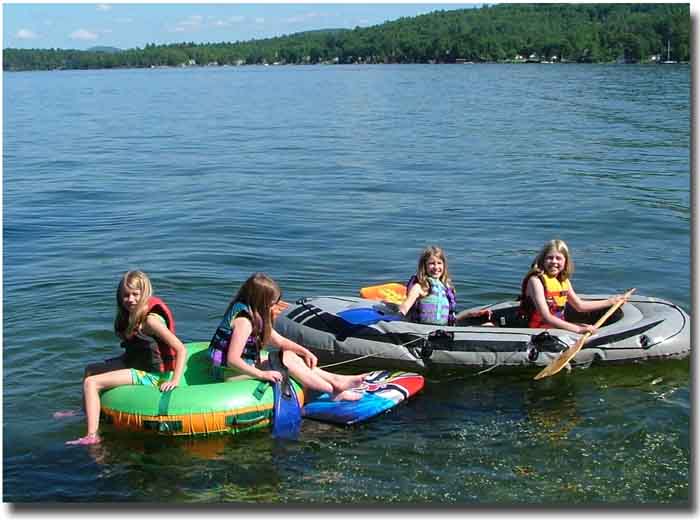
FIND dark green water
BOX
[3,64,690,504]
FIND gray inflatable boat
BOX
[274,295,690,374]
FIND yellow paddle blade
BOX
[360,282,407,304]
[533,332,592,380]
[534,288,635,380]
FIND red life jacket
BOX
[121,296,177,372]
[519,274,570,329]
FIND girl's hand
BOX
[159,380,179,392]
[269,329,318,369]
[301,350,318,369]
[577,324,598,335]
[608,294,626,306]
[262,370,283,383]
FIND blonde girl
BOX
[519,239,625,334]
[209,273,366,401]
[66,271,186,445]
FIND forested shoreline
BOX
[4,3,689,71]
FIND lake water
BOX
[3,64,691,504]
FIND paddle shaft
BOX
[533,288,636,380]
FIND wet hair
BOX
[524,239,575,283]
[415,245,453,294]
[114,270,153,339]
[227,272,281,347]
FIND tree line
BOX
[4,3,690,71]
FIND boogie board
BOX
[302,370,424,425]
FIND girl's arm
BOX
[270,329,318,369]
[527,277,596,335]
[227,317,282,383]
[567,286,625,313]
[398,283,425,317]
[142,314,187,391]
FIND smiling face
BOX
[425,255,445,279]
[542,249,567,278]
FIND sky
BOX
[2,2,480,51]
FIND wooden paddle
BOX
[533,288,636,380]
[359,282,407,304]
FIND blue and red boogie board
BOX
[302,370,424,425]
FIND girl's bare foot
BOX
[334,373,369,392]
[53,410,81,419]
[331,389,364,402]
[66,433,101,446]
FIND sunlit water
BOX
[3,64,690,504]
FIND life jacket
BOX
[406,275,456,326]
[208,302,262,367]
[519,273,570,329]
[121,296,177,372]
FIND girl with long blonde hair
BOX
[520,239,625,334]
[66,271,186,445]
[399,246,457,325]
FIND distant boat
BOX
[661,40,677,64]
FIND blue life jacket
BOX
[208,302,261,367]
[407,275,456,325]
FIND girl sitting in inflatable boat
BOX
[399,246,491,325]
[66,270,187,445]
[209,272,365,401]
[520,239,625,334]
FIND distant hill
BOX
[3,4,690,71]
[86,46,122,53]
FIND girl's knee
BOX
[84,370,125,393]
[83,375,98,393]
[282,350,301,366]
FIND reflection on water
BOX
[523,384,582,445]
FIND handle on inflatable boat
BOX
[533,288,636,380]
[359,282,407,304]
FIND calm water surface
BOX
[3,64,690,504]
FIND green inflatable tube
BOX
[100,342,303,436]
